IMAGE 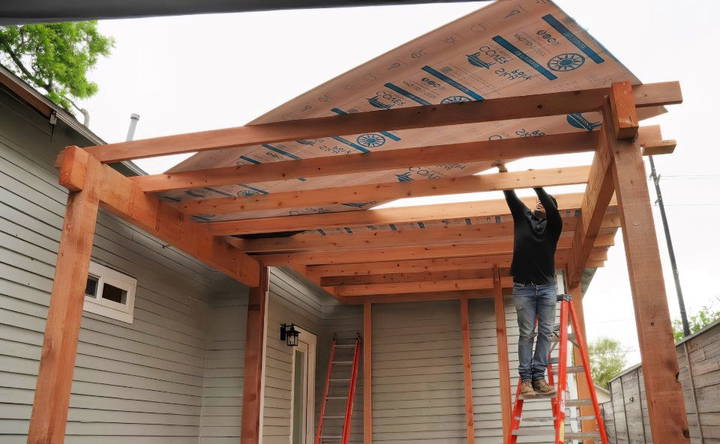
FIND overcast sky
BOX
[76,0,719,366]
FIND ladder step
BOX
[567,365,585,373]
[516,414,596,423]
[518,391,556,400]
[567,399,592,407]
[334,344,355,348]
[565,432,601,439]
[323,415,345,419]
[330,378,351,382]
[333,361,353,364]
[326,396,347,400]
[321,436,342,439]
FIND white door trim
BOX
[289,326,317,444]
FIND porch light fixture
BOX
[280,323,300,347]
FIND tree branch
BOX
[0,40,54,93]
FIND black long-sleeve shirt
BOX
[503,188,563,285]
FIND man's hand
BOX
[493,162,508,173]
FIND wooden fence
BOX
[600,319,720,443]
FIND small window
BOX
[83,262,137,323]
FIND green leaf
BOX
[0,21,114,112]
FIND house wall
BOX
[0,87,247,444]
[199,291,249,444]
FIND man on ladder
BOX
[497,163,562,399]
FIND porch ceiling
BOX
[64,0,681,300]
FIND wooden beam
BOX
[209,193,589,236]
[27,152,101,444]
[241,266,269,444]
[610,82,640,139]
[642,139,676,156]
[321,269,495,286]
[230,213,620,254]
[363,303,372,444]
[137,124,662,194]
[180,165,592,216]
[610,133,689,441]
[86,82,681,163]
[568,110,615,287]
[136,132,596,193]
[493,267,512,444]
[309,256,510,277]
[332,277,516,297]
[339,289,495,305]
[255,232,615,266]
[57,146,260,287]
[460,298,476,444]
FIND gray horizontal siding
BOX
[372,301,465,444]
[200,293,248,444]
[0,90,247,444]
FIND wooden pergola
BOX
[28,81,689,444]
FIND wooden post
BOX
[363,302,372,444]
[607,83,690,443]
[566,283,595,443]
[493,267,512,443]
[27,154,101,444]
[241,266,269,444]
[459,298,476,444]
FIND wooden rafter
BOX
[85,81,680,163]
[256,232,616,266]
[179,164,592,216]
[56,146,260,286]
[135,132,597,193]
[208,193,592,236]
[332,276,514,297]
[229,213,619,254]
[306,249,608,279]
[321,269,496,286]
[338,289,496,305]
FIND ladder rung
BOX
[512,428,554,436]
[326,396,347,399]
[518,391,556,400]
[321,436,342,439]
[515,414,596,423]
[335,344,355,348]
[565,432,601,439]
[330,378,351,382]
[518,416,554,423]
[323,415,345,419]
[567,399,592,406]
[567,365,585,373]
[333,361,353,364]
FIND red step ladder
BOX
[509,294,609,443]
[315,334,362,444]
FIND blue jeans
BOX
[512,281,557,381]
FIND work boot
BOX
[532,378,557,396]
[520,380,536,398]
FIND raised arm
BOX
[503,189,527,220]
[534,187,562,228]
[496,163,528,220]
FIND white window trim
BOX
[83,261,137,323]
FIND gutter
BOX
[0,64,147,177]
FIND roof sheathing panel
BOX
[167,0,639,227]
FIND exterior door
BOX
[290,328,316,444]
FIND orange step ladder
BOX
[509,293,609,443]
[315,334,362,444]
